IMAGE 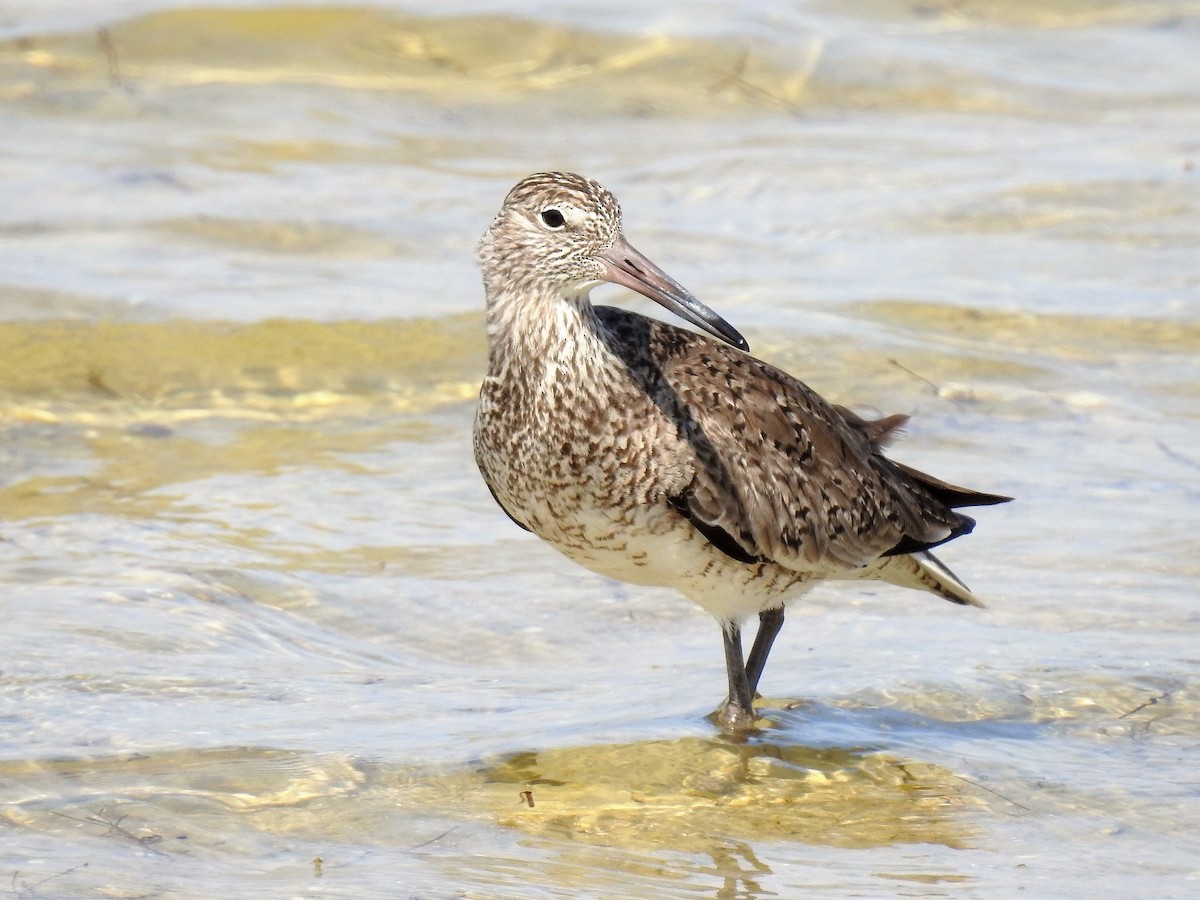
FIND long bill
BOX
[599,234,749,352]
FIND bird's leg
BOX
[744,606,785,697]
[717,621,756,730]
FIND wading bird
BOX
[473,172,1009,729]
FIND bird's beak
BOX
[599,234,749,352]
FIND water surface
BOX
[1,1,1198,897]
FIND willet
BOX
[473,172,1010,730]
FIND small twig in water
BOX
[1156,440,1200,473]
[888,358,942,396]
[1118,690,1170,720]
[411,825,459,849]
[96,28,122,88]
[710,48,806,116]
[4,863,89,898]
[50,809,164,850]
[951,774,1031,812]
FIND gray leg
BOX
[744,607,785,697]
[718,622,756,730]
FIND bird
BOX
[472,171,1010,730]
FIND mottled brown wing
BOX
[654,335,972,572]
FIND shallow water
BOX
[1,1,1198,897]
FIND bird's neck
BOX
[484,282,605,376]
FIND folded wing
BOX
[650,329,1009,574]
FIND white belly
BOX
[531,502,814,624]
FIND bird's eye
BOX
[539,208,566,229]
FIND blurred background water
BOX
[1,1,1198,897]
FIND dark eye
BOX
[540,208,566,229]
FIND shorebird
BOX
[473,172,1010,730]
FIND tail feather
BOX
[891,461,1013,510]
[864,550,985,608]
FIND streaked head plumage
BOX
[478,172,623,295]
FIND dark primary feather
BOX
[595,306,1011,570]
[666,492,764,564]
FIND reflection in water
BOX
[477,736,973,853]
[0,733,974,897]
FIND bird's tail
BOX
[861,550,985,608]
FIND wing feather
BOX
[598,312,1008,571]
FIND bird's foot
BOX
[714,699,760,733]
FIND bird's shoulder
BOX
[596,305,880,465]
